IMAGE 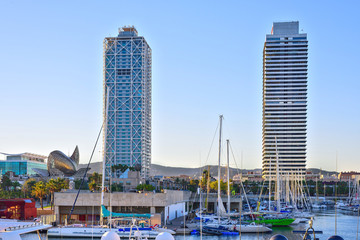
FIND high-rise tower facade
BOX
[103,27,152,179]
[262,22,307,180]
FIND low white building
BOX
[54,190,190,226]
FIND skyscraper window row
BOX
[265,52,307,56]
[265,91,307,95]
[265,46,308,50]
[265,85,307,89]
[265,102,307,106]
[265,71,307,75]
[266,63,307,66]
[265,107,307,111]
[265,81,307,85]
[265,120,306,123]
[265,124,307,128]
[266,69,307,73]
[264,147,307,151]
[266,41,308,45]
[265,108,307,112]
[264,139,306,143]
[265,46,307,50]
[264,137,306,141]
[266,62,307,66]
[264,143,306,147]
[266,37,307,41]
[265,70,307,74]
[264,128,307,132]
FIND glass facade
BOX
[0,161,47,175]
[103,27,151,179]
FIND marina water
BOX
[21,210,359,240]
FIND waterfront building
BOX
[0,153,47,176]
[338,171,360,181]
[262,22,308,180]
[54,190,189,225]
[111,169,141,191]
[103,26,152,179]
[305,171,321,181]
[233,170,263,183]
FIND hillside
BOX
[79,162,337,178]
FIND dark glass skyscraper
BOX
[262,22,308,180]
[103,27,151,179]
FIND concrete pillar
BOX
[150,207,156,214]
[55,206,60,224]
[213,201,217,213]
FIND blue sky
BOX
[0,1,359,171]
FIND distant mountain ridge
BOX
[80,162,338,178]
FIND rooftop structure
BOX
[0,152,47,176]
[5,153,47,163]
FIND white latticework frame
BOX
[103,33,151,180]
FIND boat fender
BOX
[327,236,344,240]
[155,232,175,240]
[101,231,120,240]
[270,234,288,240]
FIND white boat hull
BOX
[47,227,161,238]
[230,224,272,233]
[205,223,272,233]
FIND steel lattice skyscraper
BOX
[262,22,307,180]
[103,27,151,179]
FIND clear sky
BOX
[0,1,359,172]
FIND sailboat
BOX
[246,137,296,227]
[197,115,272,234]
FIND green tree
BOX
[210,180,229,192]
[88,179,100,192]
[136,184,155,192]
[88,172,102,184]
[23,178,37,197]
[75,179,89,190]
[32,181,47,209]
[111,183,123,192]
[232,183,241,194]
[188,179,199,192]
[180,179,188,190]
[47,178,68,210]
[1,174,12,191]
[111,164,136,175]
[200,170,210,189]
[88,172,102,192]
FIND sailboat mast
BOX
[268,158,271,211]
[217,115,223,223]
[226,139,230,214]
[206,165,210,211]
[276,136,280,212]
[100,87,110,226]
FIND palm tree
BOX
[88,179,98,192]
[22,178,37,197]
[89,172,102,185]
[32,181,47,210]
[47,178,68,210]
[88,173,102,191]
